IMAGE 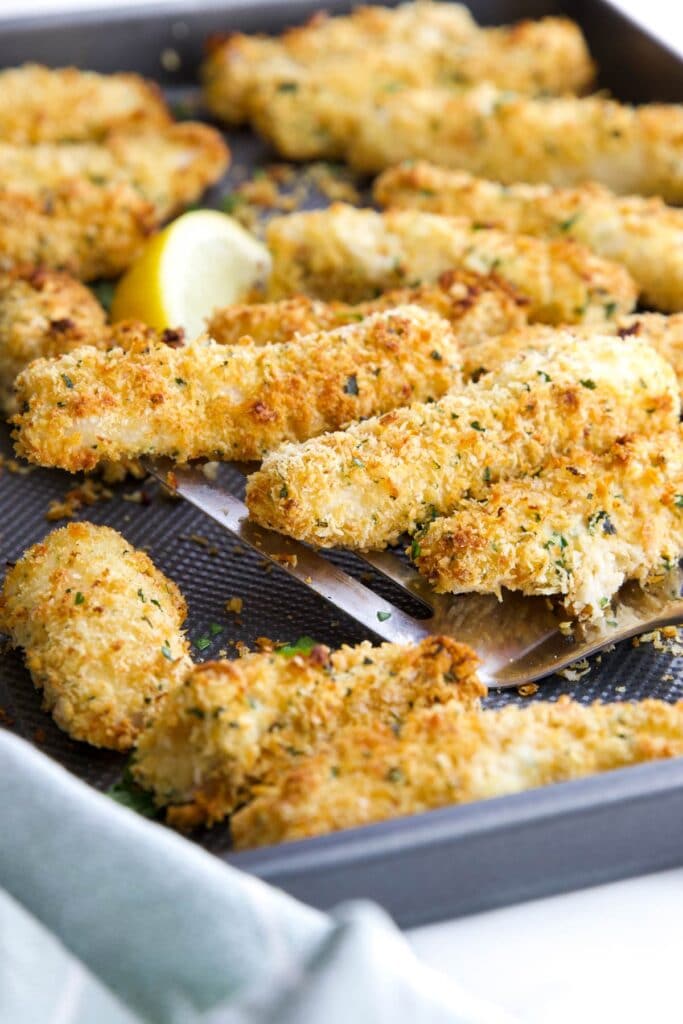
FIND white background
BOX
[1,0,682,1020]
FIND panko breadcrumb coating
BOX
[202,3,593,126]
[266,205,636,324]
[231,696,683,847]
[453,314,683,398]
[0,124,229,280]
[246,335,679,549]
[0,267,107,415]
[207,269,528,347]
[0,172,155,283]
[374,164,683,313]
[12,307,462,471]
[413,434,683,620]
[132,635,484,827]
[0,64,171,142]
[99,124,229,217]
[0,522,191,750]
[0,262,161,425]
[342,86,683,202]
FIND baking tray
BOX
[2,0,683,928]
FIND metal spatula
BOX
[145,459,683,688]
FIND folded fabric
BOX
[0,730,517,1024]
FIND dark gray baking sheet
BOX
[1,0,683,927]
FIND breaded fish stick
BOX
[246,335,679,549]
[0,176,155,283]
[0,125,229,279]
[413,435,683,619]
[231,697,683,847]
[203,4,593,125]
[0,64,171,142]
[0,522,191,750]
[455,314,683,396]
[0,267,107,415]
[345,86,683,202]
[375,164,683,313]
[266,205,636,324]
[132,636,483,827]
[12,307,462,471]
[208,269,528,347]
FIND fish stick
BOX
[207,269,529,347]
[132,635,483,827]
[231,696,683,847]
[0,522,191,750]
[246,334,679,549]
[0,124,229,279]
[413,435,683,620]
[0,123,228,219]
[344,85,683,202]
[454,314,683,397]
[203,4,593,126]
[12,307,462,471]
[0,64,171,142]
[0,176,156,283]
[375,164,683,313]
[266,205,636,324]
[0,267,107,415]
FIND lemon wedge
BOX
[110,210,271,339]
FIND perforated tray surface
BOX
[2,0,683,926]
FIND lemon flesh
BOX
[110,210,271,339]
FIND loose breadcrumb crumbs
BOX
[517,683,539,697]
[46,478,113,521]
[0,453,34,476]
[557,658,591,682]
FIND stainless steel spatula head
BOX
[145,459,683,689]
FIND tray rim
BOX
[0,0,682,82]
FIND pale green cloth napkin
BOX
[0,730,517,1024]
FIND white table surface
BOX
[2,0,682,1020]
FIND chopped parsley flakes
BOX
[278,636,317,657]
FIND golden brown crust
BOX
[0,267,107,415]
[101,123,230,218]
[266,205,636,325]
[12,307,462,470]
[0,522,191,750]
[245,334,679,549]
[0,176,157,282]
[207,269,529,346]
[0,63,171,142]
[231,696,683,847]
[449,313,683,403]
[132,635,483,825]
[340,87,683,202]
[375,163,683,313]
[0,124,229,280]
[414,434,683,619]
[202,5,593,126]
[0,260,161,424]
